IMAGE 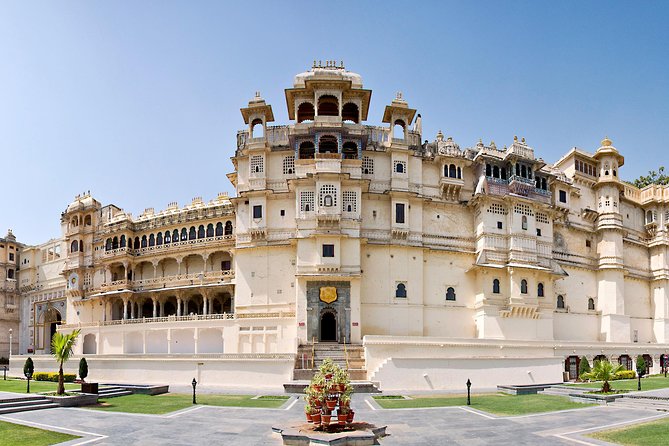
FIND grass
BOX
[0,420,79,446]
[566,374,669,392]
[89,393,289,414]
[372,393,595,415]
[588,417,669,445]
[0,378,77,394]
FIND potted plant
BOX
[321,409,332,426]
[334,368,348,392]
[304,403,313,423]
[311,410,321,425]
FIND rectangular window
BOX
[322,244,335,258]
[252,205,262,219]
[497,221,503,229]
[221,260,231,271]
[395,203,405,224]
[559,190,567,203]
[536,228,542,236]
[7,269,14,279]
[9,253,14,261]
[280,209,285,216]
[585,239,591,248]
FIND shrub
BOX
[33,372,76,382]
[79,358,88,382]
[0,356,8,365]
[636,355,646,377]
[578,356,591,380]
[613,370,636,380]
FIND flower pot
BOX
[313,385,323,392]
[325,373,333,379]
[313,399,322,408]
[337,413,347,426]
[347,411,354,423]
[312,412,321,425]
[338,383,346,392]
[306,412,313,423]
[321,414,331,426]
[325,399,337,410]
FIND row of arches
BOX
[70,240,84,253]
[69,214,92,229]
[297,138,359,160]
[107,251,232,283]
[105,221,233,251]
[444,164,462,179]
[297,98,360,123]
[112,292,233,320]
[565,354,657,380]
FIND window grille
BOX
[250,155,264,174]
[362,156,374,175]
[393,160,406,174]
[283,156,295,175]
[319,185,337,207]
[514,204,534,216]
[300,191,315,212]
[488,203,508,215]
[536,213,549,224]
[342,191,357,213]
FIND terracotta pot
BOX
[325,373,333,379]
[313,399,322,408]
[347,411,354,423]
[338,383,346,392]
[306,412,313,423]
[312,412,321,425]
[337,413,347,425]
[326,399,337,410]
[313,385,323,392]
[321,414,331,425]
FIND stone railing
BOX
[94,270,234,294]
[100,235,234,260]
[506,143,535,160]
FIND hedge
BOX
[613,370,636,380]
[33,372,76,382]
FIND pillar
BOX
[177,298,182,317]
[152,298,158,318]
[123,299,128,320]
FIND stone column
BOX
[177,298,182,317]
[152,298,158,318]
[159,300,165,317]
[123,298,128,320]
[130,299,136,319]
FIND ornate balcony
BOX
[94,270,235,294]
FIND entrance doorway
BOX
[320,312,337,342]
[47,311,62,353]
[565,356,580,380]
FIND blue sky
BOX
[1,1,668,245]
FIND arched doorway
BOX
[45,308,62,353]
[565,355,580,380]
[320,311,337,342]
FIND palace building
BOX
[9,63,669,390]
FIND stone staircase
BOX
[97,386,133,398]
[0,395,58,415]
[293,342,367,381]
[609,395,669,412]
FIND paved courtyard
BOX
[1,393,669,445]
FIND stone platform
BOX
[272,422,387,446]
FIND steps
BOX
[610,396,669,412]
[293,343,367,381]
[97,386,133,398]
[0,396,58,415]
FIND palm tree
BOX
[51,329,81,395]
[582,360,623,393]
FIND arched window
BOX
[172,229,179,243]
[299,141,315,159]
[486,164,492,177]
[224,221,233,235]
[164,231,171,244]
[156,232,163,245]
[84,215,92,226]
[141,235,147,248]
[215,222,223,237]
[537,283,544,297]
[521,279,528,294]
[557,295,565,309]
[493,279,500,294]
[342,141,358,159]
[501,167,506,179]
[134,237,140,249]
[197,225,205,239]
[522,215,528,230]
[120,235,126,248]
[78,240,83,252]
[646,210,654,224]
[450,164,457,178]
[446,287,456,301]
[342,102,359,123]
[493,165,500,178]
[516,164,520,176]
[180,228,187,241]
[251,118,264,138]
[297,102,315,123]
[319,135,338,154]
[521,165,527,178]
[588,298,595,310]
[189,226,196,240]
[148,234,155,247]
[457,167,462,179]
[317,95,339,116]
[324,195,333,207]
[393,120,405,140]
[395,283,407,298]
[395,162,404,173]
[112,236,119,249]
[206,223,214,238]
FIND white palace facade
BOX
[9,63,669,390]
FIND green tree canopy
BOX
[51,329,81,395]
[632,166,669,189]
[583,360,623,393]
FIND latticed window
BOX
[283,156,295,175]
[300,191,315,212]
[393,160,407,174]
[250,155,264,174]
[342,191,357,213]
[536,213,549,224]
[319,185,337,207]
[488,203,508,215]
[514,203,534,216]
[362,156,374,175]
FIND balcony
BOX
[95,270,234,294]
[100,235,234,261]
[440,176,464,201]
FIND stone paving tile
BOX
[2,394,669,445]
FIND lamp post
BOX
[466,379,471,406]
[8,328,12,360]
[192,378,197,404]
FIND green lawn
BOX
[566,374,669,392]
[588,417,669,445]
[372,393,594,415]
[89,393,289,414]
[0,378,77,394]
[0,420,79,446]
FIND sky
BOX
[1,1,668,245]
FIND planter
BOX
[42,393,98,407]
[337,413,347,426]
[81,382,98,394]
[321,414,332,426]
[311,412,321,425]
[347,411,355,424]
[306,412,313,423]
[325,374,333,379]
[325,399,337,410]
[338,383,346,392]
[313,399,322,408]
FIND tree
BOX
[23,357,34,393]
[636,355,646,377]
[582,360,623,393]
[79,357,88,383]
[632,166,669,189]
[578,356,591,380]
[51,329,80,395]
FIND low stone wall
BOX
[10,354,295,389]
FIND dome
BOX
[293,61,363,88]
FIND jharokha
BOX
[4,62,669,390]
